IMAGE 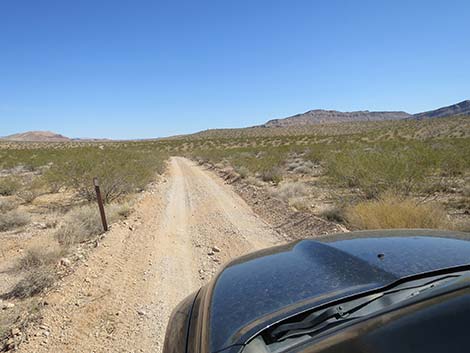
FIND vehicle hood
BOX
[206,230,470,352]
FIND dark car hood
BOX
[206,230,470,352]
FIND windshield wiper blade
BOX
[269,293,383,341]
[269,274,463,342]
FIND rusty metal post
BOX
[93,177,108,232]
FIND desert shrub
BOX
[437,143,469,177]
[48,148,163,203]
[0,198,17,213]
[235,165,250,179]
[457,220,470,232]
[293,165,313,175]
[56,203,130,246]
[17,188,41,204]
[326,142,436,198]
[2,267,56,299]
[0,210,30,231]
[273,182,309,201]
[305,148,328,164]
[320,206,345,223]
[287,159,316,175]
[463,185,470,197]
[287,161,300,171]
[345,193,448,230]
[40,167,66,193]
[289,197,311,211]
[260,166,282,184]
[191,145,288,182]
[196,157,209,165]
[0,177,21,196]
[1,145,168,203]
[17,247,65,271]
[56,205,104,246]
[107,202,132,218]
[245,176,265,187]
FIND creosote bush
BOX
[46,149,156,203]
[0,210,30,231]
[326,140,470,199]
[345,193,449,230]
[2,144,168,204]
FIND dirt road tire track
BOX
[17,157,282,353]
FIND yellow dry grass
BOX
[345,193,449,230]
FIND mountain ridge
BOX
[2,100,469,141]
[262,100,470,127]
[1,131,71,142]
[263,109,411,127]
[412,100,470,120]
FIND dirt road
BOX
[18,157,282,353]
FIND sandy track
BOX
[17,157,282,353]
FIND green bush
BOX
[40,167,66,193]
[326,142,438,198]
[1,144,168,203]
[46,148,164,203]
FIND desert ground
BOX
[1,116,469,352]
[5,157,282,352]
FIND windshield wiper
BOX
[269,292,383,341]
[268,274,461,342]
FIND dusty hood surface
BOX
[208,230,470,352]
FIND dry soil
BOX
[16,157,282,353]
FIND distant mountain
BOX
[263,110,411,127]
[1,131,71,142]
[72,137,112,142]
[261,100,470,128]
[412,100,470,120]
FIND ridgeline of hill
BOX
[263,110,411,127]
[412,100,470,120]
[2,100,469,142]
[262,100,470,128]
[1,131,70,142]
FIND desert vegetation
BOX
[0,115,469,349]
[0,210,30,232]
[345,193,449,230]
[55,203,130,246]
[187,116,470,231]
[0,141,169,347]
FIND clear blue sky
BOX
[1,0,469,139]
